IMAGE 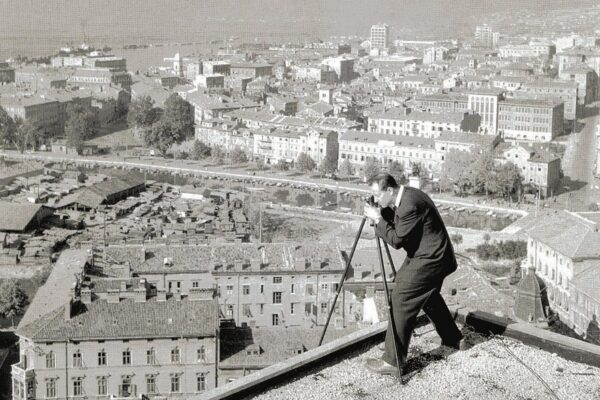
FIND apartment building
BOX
[321,56,354,83]
[339,130,442,173]
[203,61,231,76]
[558,63,599,105]
[370,24,390,51]
[230,63,272,78]
[498,43,555,59]
[474,25,499,48]
[252,127,338,165]
[467,89,504,134]
[515,80,579,121]
[68,68,132,90]
[414,93,470,113]
[13,280,217,400]
[368,109,480,138]
[102,242,347,328]
[498,98,564,142]
[0,94,62,137]
[523,211,600,342]
[496,143,561,197]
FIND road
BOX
[560,104,600,210]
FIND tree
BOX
[296,152,316,172]
[409,161,422,177]
[162,94,194,139]
[192,140,212,160]
[450,233,463,247]
[143,118,184,156]
[494,162,523,200]
[230,146,248,164]
[127,96,157,129]
[388,161,405,184]
[65,103,99,155]
[0,106,16,149]
[363,159,380,183]
[339,158,354,176]
[255,158,267,171]
[275,159,289,171]
[319,155,338,175]
[211,145,226,164]
[0,280,28,327]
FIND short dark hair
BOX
[368,173,398,191]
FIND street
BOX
[558,104,600,211]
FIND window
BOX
[290,303,296,314]
[226,285,234,295]
[146,375,157,394]
[98,350,106,366]
[73,351,82,367]
[147,349,157,365]
[46,351,55,368]
[273,292,282,304]
[197,373,207,392]
[243,304,252,317]
[73,378,83,396]
[192,281,199,288]
[197,346,206,362]
[272,314,280,326]
[171,348,181,363]
[321,283,328,291]
[273,276,282,284]
[242,285,250,295]
[98,376,107,396]
[171,375,181,393]
[321,303,328,313]
[122,349,131,365]
[46,379,56,398]
[290,284,295,294]
[260,284,264,294]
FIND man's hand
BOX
[363,204,382,225]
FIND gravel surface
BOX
[248,325,600,400]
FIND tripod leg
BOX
[318,217,367,346]
[382,242,397,278]
[375,234,403,379]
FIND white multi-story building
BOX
[523,211,600,341]
[467,89,503,134]
[474,25,499,48]
[370,24,390,51]
[339,130,442,173]
[253,127,338,165]
[368,109,481,138]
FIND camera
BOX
[365,195,378,207]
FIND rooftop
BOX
[17,296,217,342]
[103,242,344,274]
[0,201,46,232]
[340,130,435,149]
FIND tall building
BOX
[370,24,390,51]
[474,25,499,48]
[467,89,503,134]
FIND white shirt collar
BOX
[394,185,404,208]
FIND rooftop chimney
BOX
[134,287,147,303]
[120,281,127,292]
[156,289,167,302]
[107,289,120,303]
[80,288,92,305]
[64,300,73,321]
[140,247,147,262]
[173,291,182,301]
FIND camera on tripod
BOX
[366,195,378,207]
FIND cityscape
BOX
[0,1,600,399]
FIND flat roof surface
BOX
[245,326,599,400]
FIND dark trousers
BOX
[381,272,462,367]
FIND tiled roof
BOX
[18,249,90,328]
[340,130,435,149]
[103,242,344,274]
[524,211,600,259]
[436,131,497,147]
[220,326,357,368]
[17,296,217,341]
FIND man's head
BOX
[368,173,399,208]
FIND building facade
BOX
[498,98,564,142]
[467,90,503,134]
[370,24,390,51]
[368,109,481,138]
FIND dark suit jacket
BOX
[375,186,457,284]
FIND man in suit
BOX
[363,173,463,376]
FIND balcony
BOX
[11,362,34,381]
